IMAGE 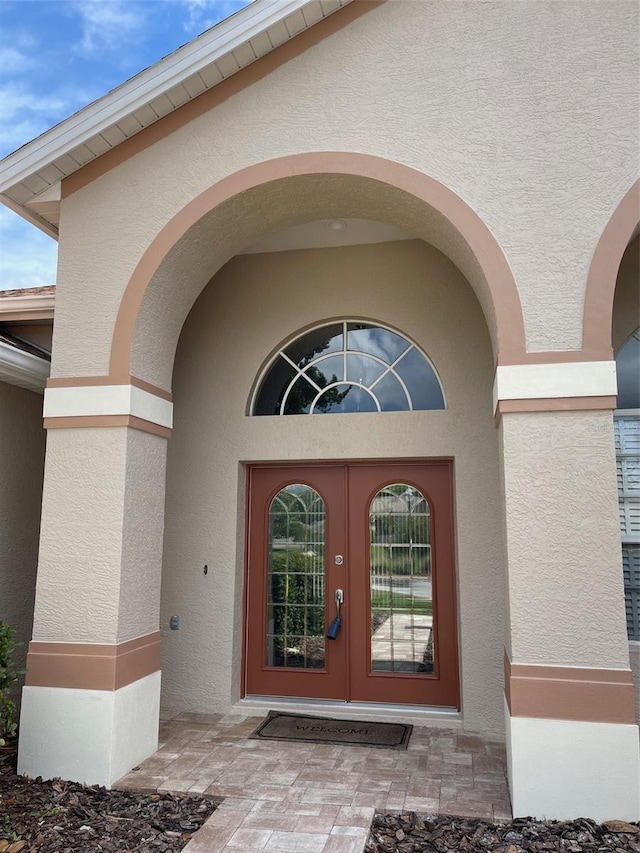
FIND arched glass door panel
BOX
[369,483,434,674]
[267,484,326,669]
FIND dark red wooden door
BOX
[245,462,459,708]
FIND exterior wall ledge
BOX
[43,380,172,434]
[493,361,617,412]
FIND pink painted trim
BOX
[583,180,640,359]
[109,153,527,379]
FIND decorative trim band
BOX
[25,632,161,691]
[43,383,173,429]
[47,375,172,402]
[497,396,617,415]
[493,361,617,411]
[504,653,636,725]
[43,414,171,438]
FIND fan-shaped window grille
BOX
[252,322,445,416]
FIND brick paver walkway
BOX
[115,713,511,852]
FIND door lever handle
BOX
[327,588,344,640]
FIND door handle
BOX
[326,588,344,640]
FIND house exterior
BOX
[0,0,639,821]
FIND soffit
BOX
[0,0,354,239]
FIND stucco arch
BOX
[583,179,640,360]
[110,152,526,390]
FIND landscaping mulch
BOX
[0,760,216,853]
[3,756,640,853]
[366,812,640,853]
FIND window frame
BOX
[249,320,446,416]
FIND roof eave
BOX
[0,193,58,239]
[0,0,345,196]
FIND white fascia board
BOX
[0,193,58,239]
[0,340,50,392]
[0,0,340,194]
[0,293,56,321]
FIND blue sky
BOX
[0,0,251,290]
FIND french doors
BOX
[245,462,459,707]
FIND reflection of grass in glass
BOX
[370,589,433,615]
[369,545,430,576]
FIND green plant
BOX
[0,622,23,746]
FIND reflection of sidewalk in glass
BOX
[371,612,434,673]
[370,576,432,598]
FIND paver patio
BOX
[115,713,512,852]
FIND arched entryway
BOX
[23,154,518,788]
[160,234,500,730]
[109,152,527,389]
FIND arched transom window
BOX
[252,321,445,416]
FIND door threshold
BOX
[233,695,462,727]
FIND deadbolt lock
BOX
[334,555,344,565]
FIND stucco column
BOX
[498,403,639,820]
[18,393,170,786]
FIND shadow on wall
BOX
[0,382,46,701]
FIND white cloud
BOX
[73,0,147,57]
[180,0,246,35]
[0,47,36,75]
[0,209,57,290]
[0,84,69,124]
[0,83,95,156]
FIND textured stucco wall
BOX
[50,0,639,383]
[160,239,506,735]
[0,382,45,676]
[33,427,166,644]
[500,410,630,667]
[612,235,640,353]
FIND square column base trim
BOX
[18,672,161,787]
[504,653,636,724]
[505,699,640,821]
[26,632,161,691]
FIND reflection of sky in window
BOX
[313,384,378,414]
[347,354,386,386]
[307,354,344,386]
[395,347,445,409]
[616,332,640,409]
[373,373,410,411]
[348,325,410,362]
[284,323,343,367]
[254,322,446,415]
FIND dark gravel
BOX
[366,812,640,853]
[0,758,216,853]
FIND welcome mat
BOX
[250,711,412,750]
